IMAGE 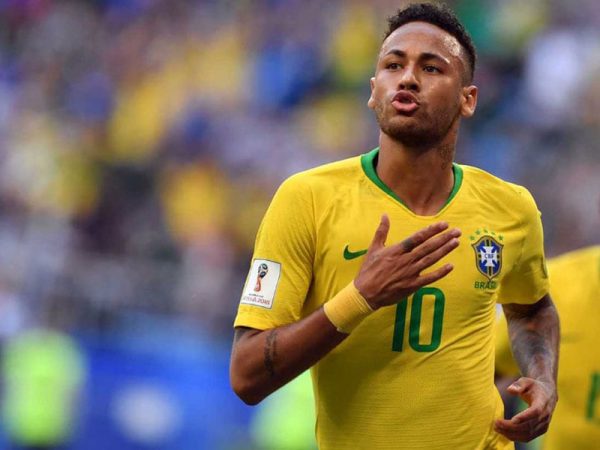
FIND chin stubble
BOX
[376,101,461,150]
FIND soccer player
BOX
[230,3,559,449]
[496,245,600,449]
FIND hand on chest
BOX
[318,214,521,299]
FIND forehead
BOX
[380,21,463,62]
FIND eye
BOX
[424,65,441,73]
[386,62,402,70]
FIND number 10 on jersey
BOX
[392,287,445,352]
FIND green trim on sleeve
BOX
[360,147,463,210]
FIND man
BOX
[230,3,559,449]
[496,245,600,449]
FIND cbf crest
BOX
[472,234,503,280]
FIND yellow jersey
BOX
[235,148,548,450]
[496,246,600,450]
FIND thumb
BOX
[507,381,522,394]
[370,214,390,250]
[507,378,531,397]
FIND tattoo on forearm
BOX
[264,330,278,378]
[506,299,559,381]
[510,326,552,376]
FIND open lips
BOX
[392,91,420,114]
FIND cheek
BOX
[372,83,386,97]
[368,86,386,109]
[432,84,462,111]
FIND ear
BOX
[460,85,478,118]
[367,77,376,110]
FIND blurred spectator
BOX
[0,0,596,321]
[1,300,86,450]
[250,371,316,450]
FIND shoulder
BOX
[548,245,600,309]
[548,245,600,274]
[285,155,361,185]
[277,155,362,198]
[460,164,539,216]
[266,155,362,224]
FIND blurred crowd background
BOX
[0,0,597,449]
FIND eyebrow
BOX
[383,49,450,65]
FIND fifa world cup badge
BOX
[254,263,269,292]
[241,259,281,309]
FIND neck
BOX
[376,127,458,216]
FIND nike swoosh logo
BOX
[343,245,368,260]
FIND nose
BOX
[398,65,419,91]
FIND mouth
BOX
[391,92,420,114]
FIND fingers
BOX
[508,380,549,424]
[494,416,549,442]
[412,232,460,274]
[413,263,454,287]
[507,381,524,395]
[396,222,450,253]
[506,378,536,404]
[384,222,459,290]
[495,377,554,442]
[494,421,548,442]
[369,214,390,250]
[511,405,544,424]
[361,219,459,303]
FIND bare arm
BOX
[230,311,346,405]
[495,294,560,442]
[504,295,559,384]
[230,216,461,405]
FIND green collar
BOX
[360,147,463,212]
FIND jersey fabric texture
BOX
[496,246,600,450]
[235,148,549,450]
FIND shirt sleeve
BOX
[233,174,315,330]
[496,187,549,305]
